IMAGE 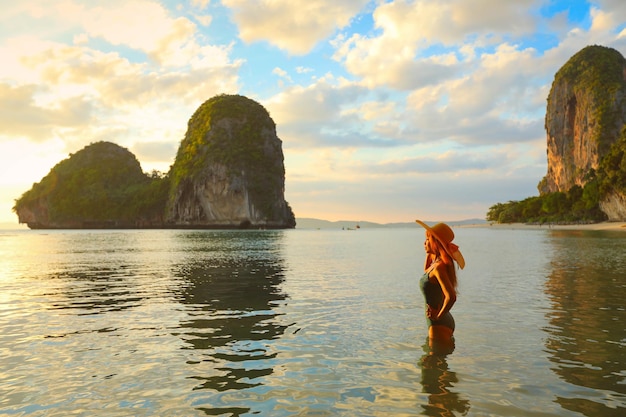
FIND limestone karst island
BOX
[488,45,626,224]
[13,94,296,229]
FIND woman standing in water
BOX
[416,220,465,350]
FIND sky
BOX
[1,0,626,226]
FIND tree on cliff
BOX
[13,142,168,227]
[488,45,626,223]
[167,94,296,228]
[598,126,626,196]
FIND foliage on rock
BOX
[13,94,295,229]
[168,94,294,224]
[13,142,168,226]
[549,44,626,154]
[489,45,626,223]
[171,95,276,187]
[598,126,626,195]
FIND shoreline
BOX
[460,221,626,231]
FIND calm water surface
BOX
[0,227,624,416]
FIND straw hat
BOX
[416,220,465,269]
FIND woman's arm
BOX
[424,253,436,271]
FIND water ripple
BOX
[1,228,625,416]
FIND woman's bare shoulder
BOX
[433,260,452,277]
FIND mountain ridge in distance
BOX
[295,217,487,229]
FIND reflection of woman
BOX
[420,340,470,416]
[416,220,465,348]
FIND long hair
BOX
[428,233,458,290]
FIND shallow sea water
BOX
[0,227,624,416]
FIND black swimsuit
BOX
[420,270,455,330]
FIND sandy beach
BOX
[461,221,626,231]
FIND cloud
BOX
[132,141,178,164]
[325,2,558,153]
[267,40,548,155]
[18,41,240,107]
[372,0,537,45]
[273,67,292,83]
[335,41,463,90]
[81,2,190,49]
[332,0,539,89]
[371,150,510,175]
[595,0,626,23]
[268,77,408,149]
[193,14,213,26]
[1,0,225,68]
[191,0,211,10]
[0,3,242,151]
[222,0,370,54]
[0,84,93,142]
[286,163,543,222]
[56,0,200,66]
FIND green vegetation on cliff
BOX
[488,45,626,224]
[598,126,626,196]
[14,94,295,229]
[13,142,168,225]
[486,182,606,224]
[488,126,626,224]
[169,94,287,219]
[550,45,626,154]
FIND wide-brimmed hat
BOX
[416,220,465,269]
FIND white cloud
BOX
[372,149,510,175]
[194,14,213,26]
[0,37,241,153]
[267,78,406,149]
[191,0,211,10]
[80,2,187,50]
[595,0,626,22]
[373,0,537,44]
[0,83,93,142]
[273,67,292,83]
[1,0,220,67]
[333,0,543,91]
[222,0,369,54]
[131,141,178,164]
[0,2,242,133]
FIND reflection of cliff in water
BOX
[45,267,145,315]
[171,231,288,412]
[37,231,154,317]
[543,231,626,417]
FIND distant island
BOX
[13,95,296,229]
[488,45,626,224]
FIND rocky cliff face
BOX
[540,46,626,196]
[538,45,626,221]
[599,190,626,221]
[167,95,295,228]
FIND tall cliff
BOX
[167,94,295,228]
[539,45,626,221]
[539,45,626,195]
